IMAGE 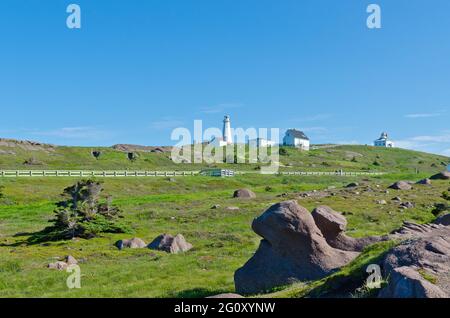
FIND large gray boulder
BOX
[311,206,386,252]
[430,171,450,180]
[234,200,358,295]
[233,189,256,199]
[148,234,193,254]
[389,181,412,190]
[379,226,450,298]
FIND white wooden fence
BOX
[0,170,199,178]
[0,170,385,178]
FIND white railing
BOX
[0,170,199,177]
[0,170,385,178]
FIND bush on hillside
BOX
[33,180,129,241]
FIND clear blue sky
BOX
[1,0,449,155]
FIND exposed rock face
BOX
[378,266,447,298]
[0,138,55,152]
[148,234,193,254]
[430,171,450,180]
[112,144,171,153]
[311,206,386,252]
[234,201,358,294]
[233,189,256,199]
[389,181,412,190]
[115,238,147,250]
[379,227,450,298]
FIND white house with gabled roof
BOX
[374,132,394,148]
[283,129,310,150]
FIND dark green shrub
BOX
[34,180,128,241]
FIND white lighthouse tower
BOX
[209,115,234,147]
[223,115,233,145]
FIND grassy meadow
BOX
[0,143,449,297]
[0,173,449,297]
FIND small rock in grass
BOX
[115,237,147,250]
[148,234,192,254]
[226,206,240,211]
[416,178,432,185]
[65,255,78,265]
[233,189,256,199]
[389,181,412,190]
[399,202,415,209]
[48,261,68,270]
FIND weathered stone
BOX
[399,202,415,209]
[430,171,450,180]
[48,261,68,270]
[312,205,386,252]
[389,181,412,190]
[148,234,192,254]
[233,189,256,199]
[65,255,78,265]
[379,228,450,298]
[378,266,447,298]
[115,237,147,250]
[416,178,432,185]
[234,201,358,295]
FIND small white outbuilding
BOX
[374,132,395,148]
[283,129,310,150]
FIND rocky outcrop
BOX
[379,227,450,298]
[389,181,412,190]
[378,266,447,298]
[0,138,55,152]
[233,189,256,199]
[148,234,193,254]
[311,206,387,252]
[234,201,358,294]
[115,237,147,250]
[112,144,171,153]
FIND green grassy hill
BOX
[0,138,448,173]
